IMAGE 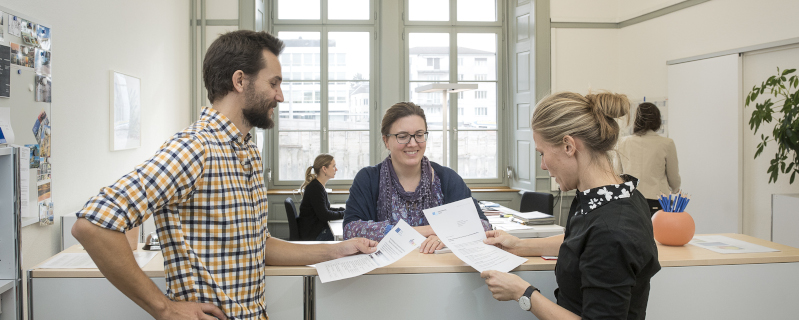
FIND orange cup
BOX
[652,210,695,246]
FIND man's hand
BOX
[156,301,228,320]
[419,235,445,254]
[481,270,530,301]
[483,230,520,253]
[332,237,378,259]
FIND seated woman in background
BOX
[298,154,345,241]
[344,102,491,253]
[481,92,660,320]
[614,102,681,215]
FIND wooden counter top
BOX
[30,234,799,278]
[265,187,519,195]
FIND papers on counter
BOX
[423,198,527,273]
[689,235,779,254]
[38,251,157,269]
[314,219,425,283]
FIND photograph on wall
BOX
[8,15,20,37]
[0,45,9,98]
[39,124,50,157]
[35,74,51,102]
[20,18,33,36]
[111,71,141,150]
[25,143,40,168]
[11,43,35,68]
[9,42,21,65]
[34,48,50,75]
[32,109,46,140]
[36,24,50,50]
[21,32,39,47]
[37,181,50,202]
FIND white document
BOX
[423,198,527,273]
[689,235,779,254]
[315,219,425,283]
[0,107,15,144]
[38,251,158,269]
[15,145,31,217]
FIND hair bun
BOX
[586,92,630,119]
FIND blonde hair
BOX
[532,91,630,164]
[300,153,335,193]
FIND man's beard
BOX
[242,83,277,129]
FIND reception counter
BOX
[29,234,799,319]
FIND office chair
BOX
[284,198,301,241]
[519,191,555,215]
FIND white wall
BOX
[617,0,799,99]
[0,0,189,316]
[551,28,619,94]
[552,0,799,239]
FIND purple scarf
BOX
[376,156,443,226]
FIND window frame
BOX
[267,2,378,189]
[404,24,506,186]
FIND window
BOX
[406,1,501,181]
[272,1,374,184]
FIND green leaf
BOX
[792,171,796,184]
[783,68,795,75]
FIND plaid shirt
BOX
[77,107,270,320]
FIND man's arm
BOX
[72,219,227,320]
[263,236,377,266]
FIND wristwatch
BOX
[518,285,539,311]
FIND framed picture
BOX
[110,71,141,150]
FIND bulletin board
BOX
[0,5,54,227]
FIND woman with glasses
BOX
[297,154,345,241]
[343,102,491,253]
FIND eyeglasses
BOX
[385,132,429,144]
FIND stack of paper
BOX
[499,207,555,225]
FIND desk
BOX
[327,203,564,241]
[29,234,799,319]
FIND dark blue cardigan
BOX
[343,161,488,231]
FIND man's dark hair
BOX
[203,30,284,104]
[633,102,662,135]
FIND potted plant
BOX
[745,68,799,183]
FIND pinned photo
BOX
[20,18,33,35]
[35,74,51,102]
[21,32,39,47]
[8,15,20,37]
[35,49,51,75]
[11,43,35,68]
[39,125,51,158]
[36,24,50,50]
[25,144,40,168]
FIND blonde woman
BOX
[298,154,345,241]
[481,92,660,320]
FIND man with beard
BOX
[72,31,377,320]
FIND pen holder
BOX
[652,210,695,246]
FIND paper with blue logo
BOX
[423,198,527,273]
[315,219,425,283]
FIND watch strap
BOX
[523,285,539,299]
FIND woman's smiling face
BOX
[383,115,427,170]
